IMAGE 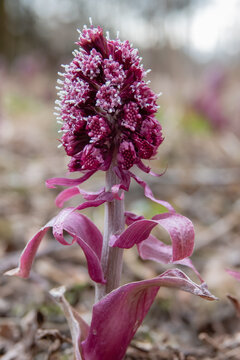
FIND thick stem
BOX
[95,164,125,302]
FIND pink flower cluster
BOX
[56,26,163,172]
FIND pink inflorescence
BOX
[56,25,163,172]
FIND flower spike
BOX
[56,26,163,175]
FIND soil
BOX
[0,71,240,360]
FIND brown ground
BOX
[0,70,240,359]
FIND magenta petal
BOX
[55,186,108,208]
[46,170,96,189]
[74,189,121,211]
[152,213,195,261]
[149,167,167,177]
[80,188,106,200]
[78,188,122,202]
[129,172,175,212]
[5,208,105,284]
[138,235,203,282]
[52,209,105,283]
[125,211,145,225]
[75,199,108,211]
[64,211,103,256]
[81,269,216,360]
[110,218,157,248]
[226,269,240,281]
[110,212,194,261]
[56,187,81,207]
[4,228,50,278]
[138,234,173,263]
[51,188,117,213]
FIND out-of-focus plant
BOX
[192,68,228,131]
[226,269,240,317]
[6,23,216,360]
[227,269,240,283]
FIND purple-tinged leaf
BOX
[138,235,203,282]
[46,170,96,189]
[149,167,167,178]
[113,166,131,191]
[110,219,156,248]
[5,208,105,284]
[226,269,240,281]
[110,212,194,261]
[55,186,109,208]
[75,199,109,211]
[55,186,82,207]
[138,234,176,263]
[50,286,89,360]
[136,159,151,173]
[152,213,195,261]
[136,159,167,178]
[4,228,50,278]
[129,171,175,212]
[74,189,123,211]
[81,269,217,360]
[125,211,145,225]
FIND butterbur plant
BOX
[6,22,216,360]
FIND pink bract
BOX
[138,234,203,282]
[81,269,216,360]
[54,269,216,360]
[5,208,105,284]
[226,269,240,282]
[110,211,195,261]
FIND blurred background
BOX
[0,1,240,359]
